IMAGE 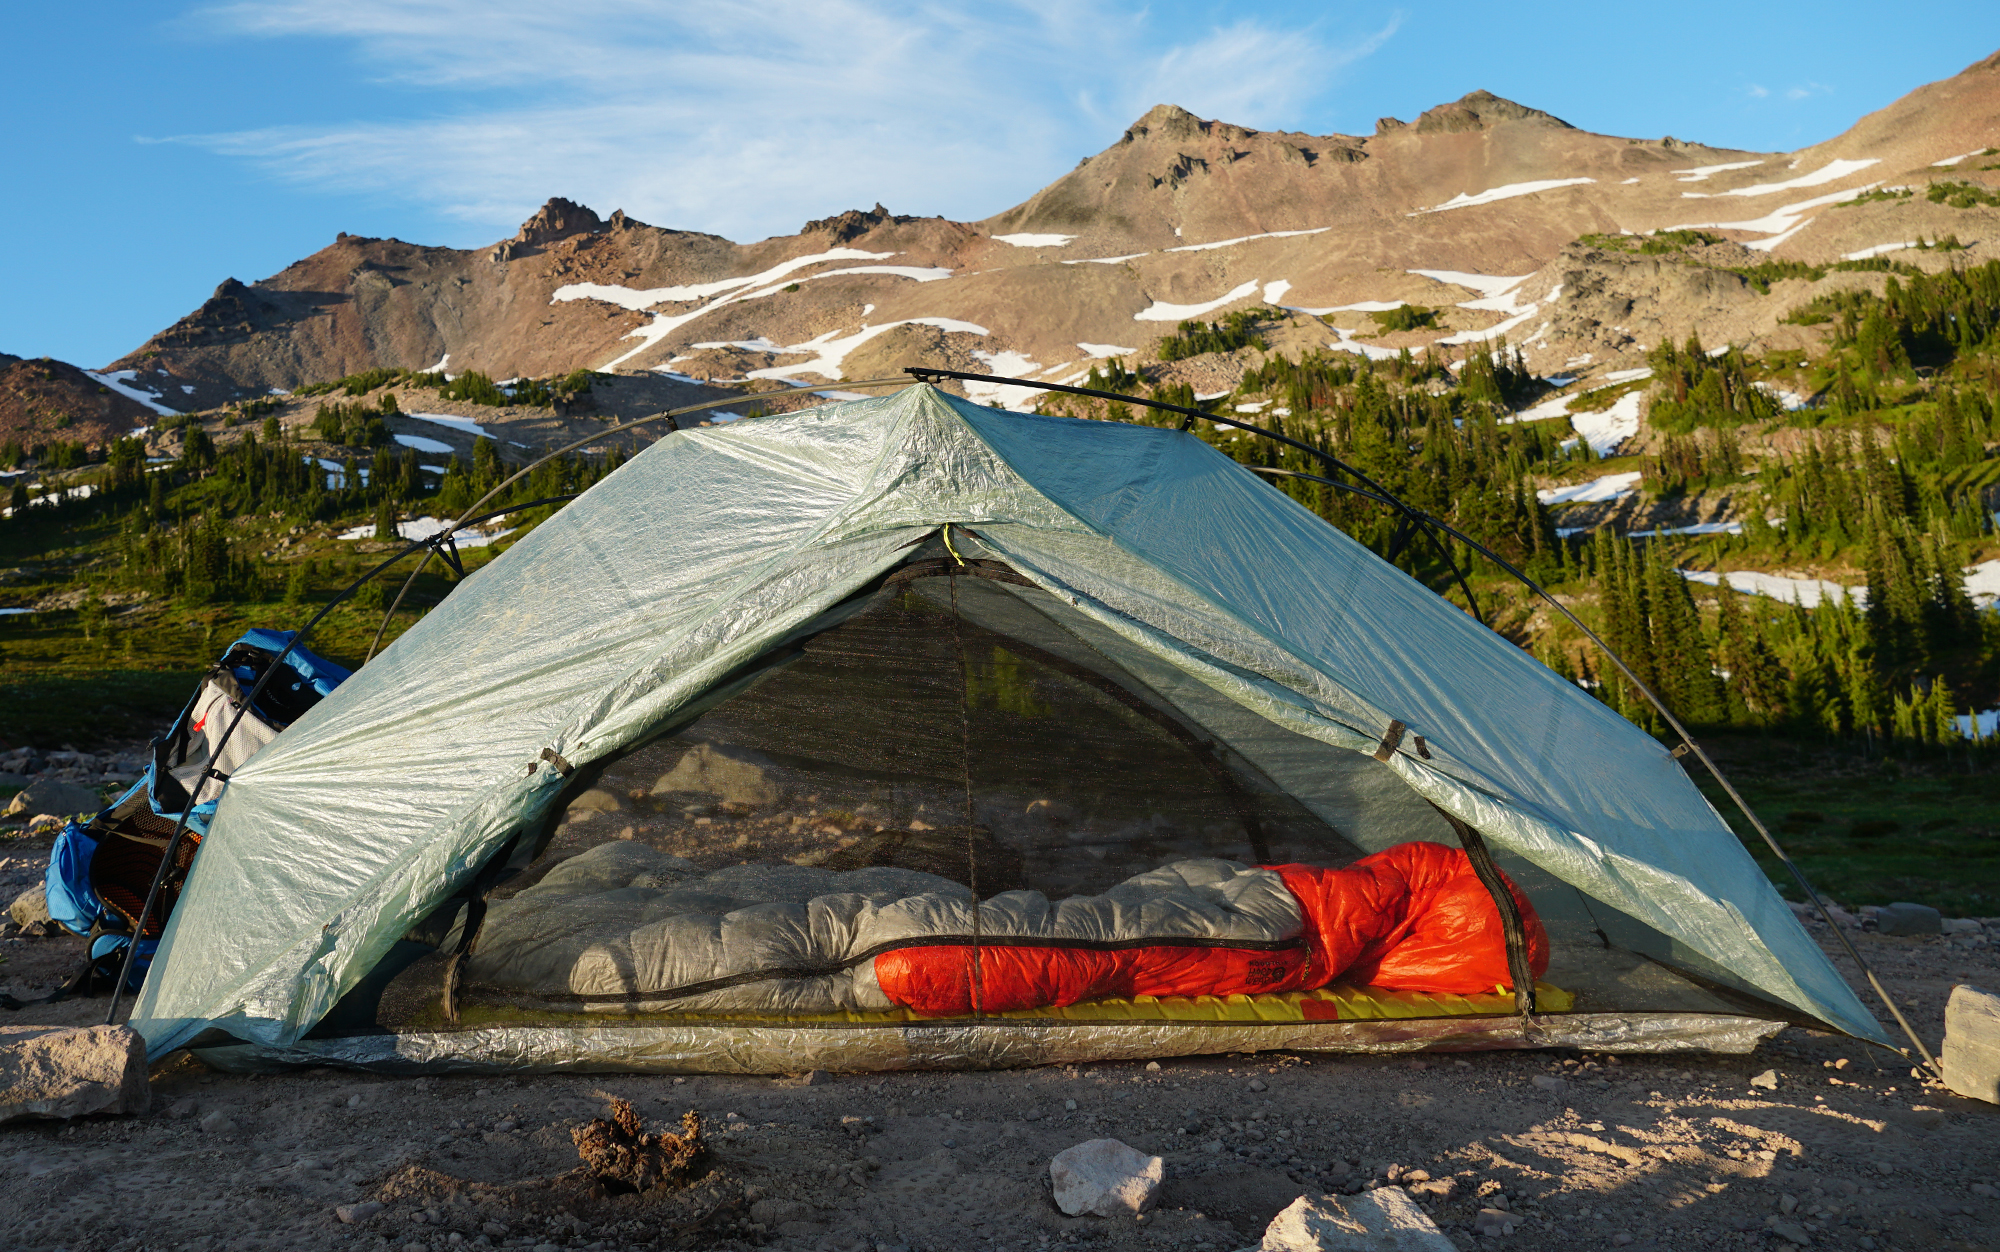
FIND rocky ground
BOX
[1,816,1997,1252]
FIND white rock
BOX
[1942,983,2000,1104]
[2,780,101,822]
[1944,918,1984,935]
[0,1025,150,1123]
[1750,1070,1779,1090]
[1049,1138,1163,1217]
[7,884,50,930]
[1249,1191,1457,1252]
[651,742,783,807]
[1530,1074,1567,1092]
[337,1201,384,1224]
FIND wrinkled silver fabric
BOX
[190,1012,1786,1075]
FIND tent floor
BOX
[193,1010,1786,1074]
[194,941,1795,1072]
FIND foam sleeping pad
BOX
[463,840,1545,1015]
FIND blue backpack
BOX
[30,630,349,997]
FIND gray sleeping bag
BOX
[465,842,1306,1014]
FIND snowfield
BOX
[1537,471,1641,505]
[991,233,1074,247]
[1133,280,1262,322]
[1569,391,1645,457]
[745,317,991,383]
[85,369,178,416]
[1672,160,1764,182]
[1412,178,1595,215]
[1678,569,1861,610]
[1165,228,1330,253]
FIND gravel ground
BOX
[3,837,1998,1252]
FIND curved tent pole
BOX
[903,368,1485,620]
[112,380,912,1025]
[362,377,919,662]
[1250,465,1938,1071]
[100,496,577,1026]
[906,367,1935,1069]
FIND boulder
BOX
[1251,1191,1456,1252]
[1877,902,1943,936]
[1942,983,2000,1104]
[1050,1138,1162,1217]
[8,884,50,930]
[651,742,782,808]
[0,1025,151,1123]
[3,779,101,823]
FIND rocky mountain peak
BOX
[800,203,917,243]
[1377,90,1575,136]
[514,197,603,246]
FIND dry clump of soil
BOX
[573,1103,707,1192]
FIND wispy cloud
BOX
[176,1,1397,243]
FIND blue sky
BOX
[6,2,1997,369]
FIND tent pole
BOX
[101,496,578,1027]
[1249,466,1941,1074]
[903,369,1489,619]
[893,368,1934,1070]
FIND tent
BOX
[127,384,1887,1073]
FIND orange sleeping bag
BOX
[874,840,1547,1016]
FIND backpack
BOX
[27,630,350,998]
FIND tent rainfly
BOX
[127,384,1887,1073]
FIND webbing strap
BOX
[1430,803,1537,1019]
[1373,720,1406,762]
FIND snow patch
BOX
[1408,270,1534,302]
[85,370,178,416]
[1570,391,1644,457]
[1722,159,1879,198]
[1843,240,1919,260]
[1538,472,1642,505]
[961,349,1045,411]
[1630,521,1743,538]
[1672,160,1764,182]
[338,516,515,547]
[1437,308,1538,345]
[1678,569,1861,610]
[1063,253,1150,266]
[1133,280,1262,322]
[745,317,990,382]
[1262,280,1292,304]
[1933,151,1983,168]
[1966,558,2000,607]
[992,233,1075,247]
[1326,329,1403,361]
[1508,394,1574,424]
[1412,178,1595,215]
[406,413,499,441]
[1667,183,1878,243]
[1077,343,1139,358]
[1166,228,1330,253]
[1603,368,1653,385]
[392,433,455,455]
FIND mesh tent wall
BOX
[126,385,1887,1071]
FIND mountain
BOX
[99,53,2000,414]
[0,353,159,451]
